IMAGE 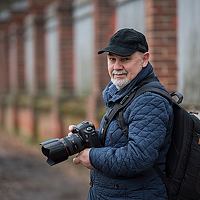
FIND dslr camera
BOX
[40,121,101,166]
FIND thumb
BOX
[68,125,75,132]
[73,156,81,165]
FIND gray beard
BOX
[111,78,131,90]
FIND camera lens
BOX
[40,133,86,166]
[41,138,70,166]
[62,134,85,156]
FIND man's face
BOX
[107,52,149,89]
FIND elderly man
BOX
[72,28,173,200]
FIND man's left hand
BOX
[73,148,93,169]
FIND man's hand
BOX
[68,125,75,135]
[73,148,93,169]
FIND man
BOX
[72,28,173,199]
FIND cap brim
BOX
[98,45,136,57]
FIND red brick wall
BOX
[88,0,115,123]
[34,14,47,92]
[16,25,25,92]
[37,110,63,140]
[57,0,74,94]
[28,0,55,10]
[0,0,179,139]
[17,108,34,137]
[0,23,10,93]
[4,106,15,133]
[8,11,27,93]
[145,0,177,91]
[28,0,56,92]
[93,0,116,92]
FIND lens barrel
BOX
[41,139,69,166]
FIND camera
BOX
[40,121,101,166]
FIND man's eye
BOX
[109,58,115,61]
[121,58,129,62]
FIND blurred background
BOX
[0,0,200,199]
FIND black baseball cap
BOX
[98,28,148,56]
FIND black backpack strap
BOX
[137,85,183,105]
[101,88,139,145]
[116,87,177,139]
[116,110,129,137]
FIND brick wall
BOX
[88,0,115,123]
[28,0,55,93]
[16,25,25,92]
[57,0,74,94]
[0,0,179,139]
[93,0,115,92]
[9,10,27,93]
[145,0,177,91]
[0,22,9,93]
[28,0,55,10]
[33,14,47,92]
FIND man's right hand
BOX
[68,125,75,136]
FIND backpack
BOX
[101,85,200,200]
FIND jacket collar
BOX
[102,62,155,106]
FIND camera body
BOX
[40,121,101,166]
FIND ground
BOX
[0,132,89,200]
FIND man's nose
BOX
[113,60,123,70]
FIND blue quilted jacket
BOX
[88,63,173,200]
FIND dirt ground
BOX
[0,131,90,200]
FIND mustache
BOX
[112,69,128,75]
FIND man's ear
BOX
[142,52,150,67]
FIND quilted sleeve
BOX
[89,92,172,178]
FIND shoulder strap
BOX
[137,86,172,102]
[116,110,129,137]
[138,86,183,105]
[101,88,138,144]
[101,84,180,145]
[117,87,177,139]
